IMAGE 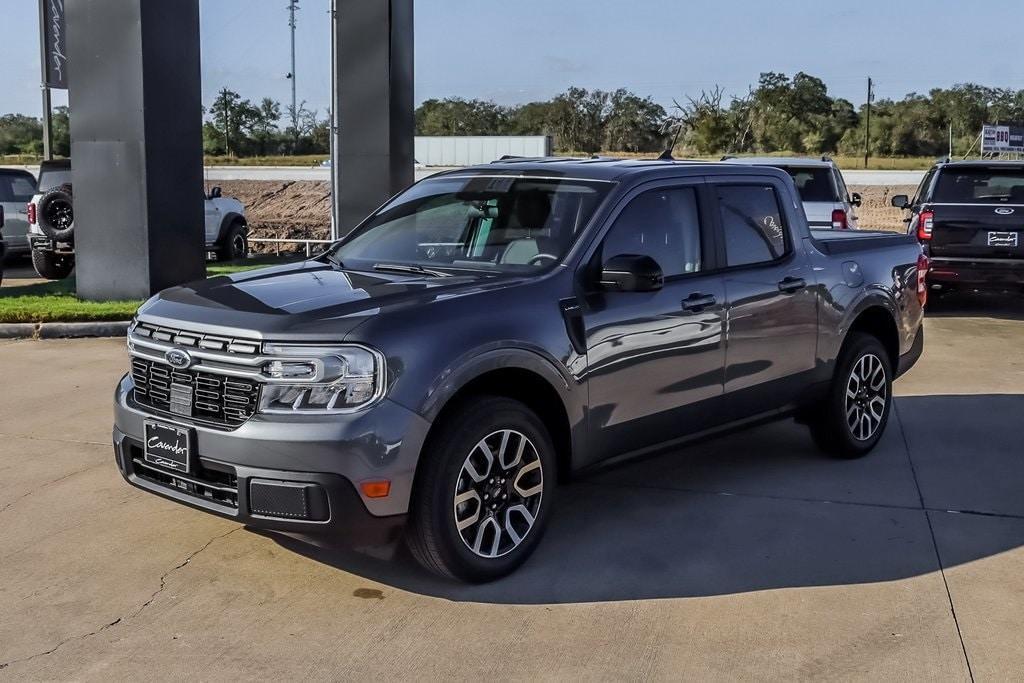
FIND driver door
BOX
[578,179,726,463]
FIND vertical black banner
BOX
[42,0,67,89]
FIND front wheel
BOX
[406,396,556,582]
[31,249,75,280]
[809,332,893,458]
[216,221,247,262]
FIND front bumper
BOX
[928,257,1023,289]
[113,373,431,538]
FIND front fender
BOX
[216,212,246,243]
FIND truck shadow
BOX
[926,291,1024,321]
[259,393,1024,605]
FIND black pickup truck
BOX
[893,160,1024,292]
[115,158,927,581]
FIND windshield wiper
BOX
[372,263,450,278]
[323,252,345,269]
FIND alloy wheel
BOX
[844,353,887,441]
[453,429,544,559]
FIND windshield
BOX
[778,166,837,203]
[329,175,613,275]
[933,167,1024,204]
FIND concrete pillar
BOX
[67,0,205,300]
[334,0,415,234]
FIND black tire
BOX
[31,248,75,280]
[406,396,557,582]
[809,332,893,458]
[37,184,75,241]
[217,221,247,262]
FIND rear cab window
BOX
[716,184,790,267]
[777,166,838,203]
[932,167,1024,204]
[0,171,37,203]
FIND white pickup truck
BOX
[27,160,248,280]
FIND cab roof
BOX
[430,156,793,183]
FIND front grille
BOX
[129,442,239,509]
[131,358,260,427]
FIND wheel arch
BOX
[416,350,578,487]
[842,302,900,371]
[216,212,247,244]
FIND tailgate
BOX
[930,205,1024,260]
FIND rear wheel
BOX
[406,396,556,582]
[809,332,893,458]
[31,249,75,280]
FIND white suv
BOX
[27,160,248,279]
[723,156,861,230]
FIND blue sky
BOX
[3,0,1024,118]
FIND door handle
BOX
[778,276,807,293]
[681,293,716,312]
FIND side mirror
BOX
[890,194,909,209]
[599,254,663,292]
[850,192,862,208]
[209,186,222,199]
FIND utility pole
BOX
[220,87,231,156]
[287,1,300,145]
[863,77,873,169]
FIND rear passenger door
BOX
[579,179,726,461]
[710,177,818,419]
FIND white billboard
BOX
[982,125,1024,153]
[414,136,553,167]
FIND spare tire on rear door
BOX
[37,184,75,242]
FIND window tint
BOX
[601,187,702,277]
[778,167,836,203]
[717,184,788,266]
[933,167,1024,204]
[913,168,936,205]
[0,172,37,203]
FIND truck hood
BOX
[137,261,504,340]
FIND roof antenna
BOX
[659,120,684,160]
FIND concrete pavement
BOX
[0,295,1022,679]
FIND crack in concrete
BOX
[893,403,975,683]
[0,461,108,516]
[0,431,109,447]
[0,526,241,672]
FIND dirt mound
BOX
[217,181,331,253]
[851,185,916,232]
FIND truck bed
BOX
[810,229,917,256]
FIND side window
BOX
[833,168,850,203]
[716,184,788,267]
[601,187,702,277]
[913,169,936,205]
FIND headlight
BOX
[258,344,385,414]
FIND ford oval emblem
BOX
[165,349,193,369]
[995,208,1015,215]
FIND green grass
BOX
[0,257,298,324]
[203,154,328,167]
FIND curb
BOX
[0,321,131,339]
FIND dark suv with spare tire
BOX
[114,158,927,581]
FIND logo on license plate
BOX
[988,231,1019,247]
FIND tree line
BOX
[418,74,1024,158]
[3,73,1024,160]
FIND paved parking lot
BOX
[1,294,1022,680]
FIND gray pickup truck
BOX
[114,158,926,581]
